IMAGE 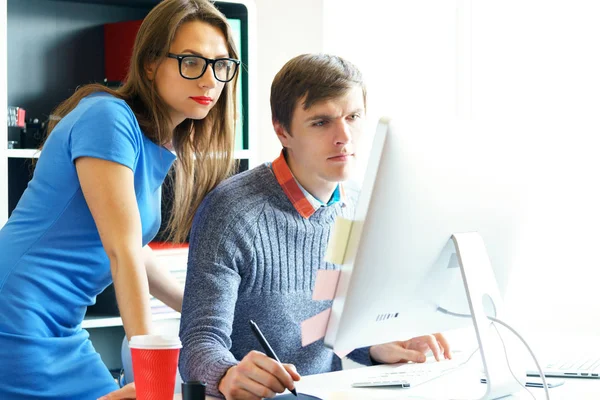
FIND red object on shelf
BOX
[104,19,143,83]
[148,242,189,251]
[17,108,26,128]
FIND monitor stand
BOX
[440,232,526,400]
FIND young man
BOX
[179,54,451,400]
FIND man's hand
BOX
[97,382,136,400]
[218,351,301,399]
[369,333,452,364]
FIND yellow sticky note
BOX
[324,216,353,265]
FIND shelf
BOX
[7,149,40,158]
[8,148,252,160]
[234,149,252,160]
[44,0,159,7]
[82,311,180,329]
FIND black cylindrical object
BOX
[181,381,206,400]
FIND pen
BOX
[249,320,298,397]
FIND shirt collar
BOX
[271,150,346,219]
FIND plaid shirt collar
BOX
[271,150,346,219]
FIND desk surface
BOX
[290,363,599,400]
[174,331,600,399]
[174,363,599,400]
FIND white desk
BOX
[290,363,599,400]
[176,364,598,400]
[176,331,600,399]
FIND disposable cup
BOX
[129,334,182,400]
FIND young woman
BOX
[0,0,240,398]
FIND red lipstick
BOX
[190,96,212,105]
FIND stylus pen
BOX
[249,320,298,397]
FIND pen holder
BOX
[181,381,206,400]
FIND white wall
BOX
[323,0,460,123]
[470,0,600,336]
[322,0,600,336]
[323,0,462,182]
[254,0,324,163]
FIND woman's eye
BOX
[214,61,227,71]
[183,58,199,67]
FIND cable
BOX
[490,322,536,400]
[437,307,550,400]
[490,316,550,400]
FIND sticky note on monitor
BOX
[324,217,353,265]
[334,348,353,359]
[312,269,341,301]
[301,308,332,347]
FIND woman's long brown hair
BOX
[44,0,238,243]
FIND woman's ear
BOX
[145,61,157,80]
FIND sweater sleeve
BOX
[346,346,376,366]
[179,260,241,397]
[178,188,257,398]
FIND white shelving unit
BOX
[83,245,188,369]
[8,148,251,160]
[7,148,41,158]
[83,312,181,329]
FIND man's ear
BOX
[273,120,291,148]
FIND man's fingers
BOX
[238,377,277,399]
[237,354,285,394]
[241,363,286,393]
[429,337,442,361]
[397,348,427,363]
[283,363,302,381]
[227,383,264,400]
[249,352,296,392]
[418,335,442,361]
[435,333,452,359]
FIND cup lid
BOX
[129,334,182,349]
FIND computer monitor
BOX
[324,117,529,399]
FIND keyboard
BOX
[352,358,462,388]
[527,355,600,379]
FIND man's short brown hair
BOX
[270,54,366,134]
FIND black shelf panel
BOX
[44,0,159,7]
[42,0,249,16]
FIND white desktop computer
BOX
[324,117,530,399]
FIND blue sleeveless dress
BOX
[0,93,176,399]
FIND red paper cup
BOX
[129,335,182,400]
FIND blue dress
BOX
[0,93,176,399]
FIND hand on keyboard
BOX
[352,352,469,388]
[369,333,453,364]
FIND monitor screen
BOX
[325,117,527,352]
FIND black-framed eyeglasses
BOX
[167,53,240,82]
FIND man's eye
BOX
[313,120,327,127]
[349,114,361,120]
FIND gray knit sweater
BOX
[178,163,372,397]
